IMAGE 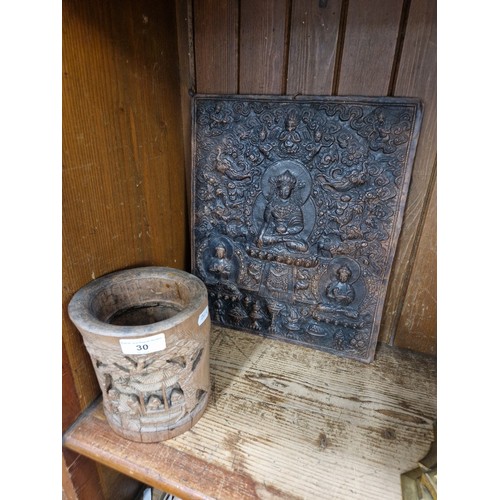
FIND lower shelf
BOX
[63,326,437,500]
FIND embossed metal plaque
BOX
[191,95,423,362]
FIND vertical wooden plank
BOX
[239,0,289,94]
[193,0,239,93]
[63,0,187,497]
[63,448,143,500]
[176,0,195,212]
[379,0,437,348]
[63,449,105,500]
[62,454,79,500]
[286,0,342,95]
[97,464,146,500]
[394,174,436,354]
[337,0,404,95]
[62,338,87,433]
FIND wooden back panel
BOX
[180,0,437,355]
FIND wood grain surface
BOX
[379,0,437,346]
[63,453,80,500]
[336,0,404,95]
[239,0,289,94]
[193,0,239,94]
[63,449,105,500]
[175,0,196,210]
[64,326,437,500]
[286,0,342,95]
[395,171,437,353]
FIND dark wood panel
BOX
[63,449,105,500]
[337,0,404,95]
[63,454,79,500]
[239,0,289,94]
[62,338,87,433]
[193,0,239,93]
[97,464,145,500]
[176,0,195,210]
[286,0,342,95]
[64,448,143,500]
[395,172,436,354]
[379,0,437,350]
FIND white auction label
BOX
[119,333,166,355]
[198,305,209,326]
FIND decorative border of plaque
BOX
[191,95,423,363]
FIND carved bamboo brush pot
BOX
[68,266,211,443]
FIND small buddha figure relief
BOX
[326,265,355,306]
[278,110,302,154]
[208,243,233,282]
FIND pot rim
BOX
[67,266,208,338]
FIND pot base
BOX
[105,390,210,442]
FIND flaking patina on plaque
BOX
[191,95,423,363]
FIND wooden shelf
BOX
[63,326,436,500]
